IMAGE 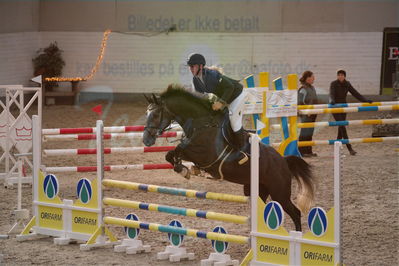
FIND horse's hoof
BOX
[180,167,190,179]
[190,166,201,176]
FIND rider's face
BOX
[189,64,201,76]
[337,73,346,82]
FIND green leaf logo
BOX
[168,220,184,247]
[211,226,228,254]
[44,174,58,199]
[264,201,284,230]
[308,207,327,237]
[77,179,92,204]
[171,234,180,246]
[267,206,278,230]
[124,213,140,240]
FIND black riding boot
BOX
[234,128,249,165]
[347,144,357,155]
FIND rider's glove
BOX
[212,101,224,111]
[207,93,219,103]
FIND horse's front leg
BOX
[165,150,177,165]
[165,146,191,179]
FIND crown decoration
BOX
[15,126,32,141]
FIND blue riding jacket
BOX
[192,68,243,104]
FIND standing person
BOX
[298,71,318,157]
[186,53,248,164]
[329,69,372,155]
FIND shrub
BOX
[32,42,65,90]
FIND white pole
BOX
[250,134,260,263]
[17,158,22,211]
[17,88,24,207]
[38,78,42,128]
[5,89,10,185]
[32,115,41,226]
[96,120,104,243]
[334,142,342,265]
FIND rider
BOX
[186,53,248,164]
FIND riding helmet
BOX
[187,53,206,66]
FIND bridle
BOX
[144,103,174,138]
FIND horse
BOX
[143,84,315,231]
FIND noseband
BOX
[144,104,170,138]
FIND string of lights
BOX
[45,29,112,82]
[44,26,175,83]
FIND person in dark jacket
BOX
[329,69,372,155]
[298,71,318,157]
[186,53,248,164]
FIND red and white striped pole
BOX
[43,146,175,156]
[43,131,183,141]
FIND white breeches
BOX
[228,91,247,132]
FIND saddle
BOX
[220,112,238,148]
[182,110,249,162]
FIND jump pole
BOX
[296,136,399,147]
[298,101,399,109]
[269,136,399,148]
[102,179,249,203]
[42,124,182,135]
[102,216,249,244]
[270,118,399,129]
[43,131,183,141]
[44,162,193,173]
[43,146,176,156]
[299,104,399,115]
[102,197,248,224]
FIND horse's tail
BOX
[285,155,315,214]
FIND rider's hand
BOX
[207,93,218,103]
[212,101,224,111]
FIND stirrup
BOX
[238,151,248,165]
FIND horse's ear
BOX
[152,93,159,105]
[143,94,151,103]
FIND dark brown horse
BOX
[143,84,314,231]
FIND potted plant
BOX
[32,42,65,91]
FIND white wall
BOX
[0,32,40,86]
[0,1,39,33]
[38,0,398,33]
[0,31,382,95]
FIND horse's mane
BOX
[161,84,212,111]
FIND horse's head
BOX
[143,94,173,146]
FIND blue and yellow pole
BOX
[103,216,249,244]
[274,75,301,156]
[102,179,249,203]
[103,197,248,224]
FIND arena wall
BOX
[37,0,398,33]
[0,0,397,95]
[0,31,383,95]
